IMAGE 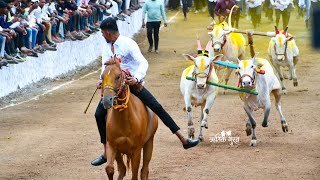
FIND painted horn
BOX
[275,26,280,34]
[283,27,289,35]
[197,38,203,54]
[205,41,212,52]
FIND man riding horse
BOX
[91,17,200,166]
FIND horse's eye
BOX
[116,75,120,81]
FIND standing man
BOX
[91,17,200,166]
[246,0,262,29]
[142,0,167,54]
[270,0,292,29]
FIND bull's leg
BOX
[115,152,126,180]
[141,135,155,180]
[274,64,287,94]
[131,149,142,180]
[245,119,252,136]
[223,68,233,94]
[289,60,298,87]
[185,96,195,139]
[199,94,216,141]
[293,56,299,66]
[262,96,271,127]
[105,143,116,180]
[244,105,257,146]
[272,89,288,132]
[186,106,195,139]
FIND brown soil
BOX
[1,10,319,180]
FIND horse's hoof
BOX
[250,140,257,147]
[293,81,298,87]
[246,124,252,136]
[282,122,289,132]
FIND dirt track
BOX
[1,10,320,180]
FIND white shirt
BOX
[101,35,149,82]
[270,0,291,10]
[246,0,263,8]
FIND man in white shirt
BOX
[270,0,292,29]
[91,17,200,166]
[246,0,262,29]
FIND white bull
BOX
[268,27,299,94]
[237,56,288,146]
[207,5,246,93]
[180,52,223,141]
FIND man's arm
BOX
[142,2,147,28]
[130,42,148,82]
[214,2,221,17]
[160,3,167,24]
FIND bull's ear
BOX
[182,54,195,62]
[210,54,223,63]
[286,36,294,41]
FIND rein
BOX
[102,69,131,111]
[237,72,257,89]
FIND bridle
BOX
[274,41,288,57]
[192,63,214,82]
[102,67,131,111]
[211,35,227,51]
[237,71,257,89]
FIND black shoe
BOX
[91,155,107,166]
[183,139,200,149]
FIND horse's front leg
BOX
[244,104,257,146]
[184,95,194,139]
[105,143,116,180]
[199,93,216,141]
[131,149,142,180]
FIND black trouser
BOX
[248,6,261,29]
[208,1,216,19]
[182,0,188,18]
[146,21,161,50]
[95,86,180,144]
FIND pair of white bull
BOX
[180,25,297,146]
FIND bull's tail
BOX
[228,5,239,29]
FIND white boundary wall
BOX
[0,10,142,98]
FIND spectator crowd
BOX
[0,0,142,68]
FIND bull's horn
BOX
[210,19,216,26]
[275,26,280,34]
[197,38,203,53]
[205,41,212,52]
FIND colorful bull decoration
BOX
[180,38,223,141]
[207,5,246,94]
[268,26,299,94]
[236,56,288,146]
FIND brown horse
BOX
[101,59,158,180]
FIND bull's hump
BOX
[229,33,245,47]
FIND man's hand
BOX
[226,9,230,14]
[142,21,145,28]
[96,80,102,89]
[125,76,138,85]
[164,23,167,27]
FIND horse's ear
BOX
[182,54,195,62]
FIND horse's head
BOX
[183,54,223,89]
[271,26,294,61]
[208,22,231,53]
[237,56,259,90]
[101,57,126,109]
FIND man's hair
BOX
[100,17,118,33]
[0,0,7,8]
